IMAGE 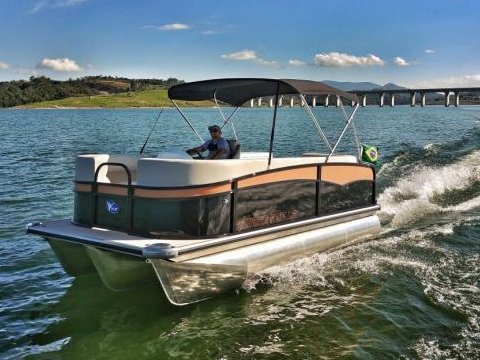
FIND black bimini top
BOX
[168,78,358,107]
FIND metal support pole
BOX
[219,106,240,140]
[300,94,332,151]
[267,82,281,168]
[171,100,204,142]
[326,103,359,162]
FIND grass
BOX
[16,89,214,108]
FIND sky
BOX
[1,0,480,88]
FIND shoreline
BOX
[8,103,480,110]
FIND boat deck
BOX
[27,219,202,256]
[27,205,380,262]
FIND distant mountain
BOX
[377,83,408,91]
[322,80,381,91]
[322,80,408,92]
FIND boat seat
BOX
[136,155,358,187]
[75,154,140,184]
[227,139,241,159]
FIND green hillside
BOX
[17,89,213,108]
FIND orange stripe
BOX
[237,167,317,189]
[75,183,92,193]
[97,184,129,196]
[135,183,231,199]
[321,165,373,186]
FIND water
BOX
[1,106,479,359]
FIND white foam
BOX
[378,150,480,226]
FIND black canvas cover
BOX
[168,78,358,106]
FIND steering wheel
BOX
[186,149,204,159]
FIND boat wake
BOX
[378,149,480,227]
[243,214,480,358]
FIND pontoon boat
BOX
[27,78,380,306]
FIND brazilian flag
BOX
[361,144,379,164]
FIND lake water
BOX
[1,106,479,359]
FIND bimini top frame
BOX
[168,78,361,165]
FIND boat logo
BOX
[106,199,120,214]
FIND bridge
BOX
[352,87,480,107]
[249,87,480,107]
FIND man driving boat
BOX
[187,125,230,159]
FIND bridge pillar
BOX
[421,92,426,107]
[379,92,385,107]
[312,96,316,107]
[290,97,294,107]
[336,95,340,107]
[445,91,451,107]
[410,91,416,107]
[390,93,395,107]
[351,100,356,107]
[250,99,254,107]
[269,97,273,107]
[278,95,283,107]
[258,97,262,106]
[454,91,460,107]
[301,96,305,107]
[361,95,367,107]
[324,95,329,107]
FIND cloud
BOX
[222,49,257,61]
[394,57,411,67]
[0,61,10,70]
[289,59,306,66]
[201,30,218,35]
[412,74,480,88]
[313,52,385,67]
[30,0,87,13]
[256,59,277,66]
[425,49,435,54]
[221,49,277,66]
[142,23,191,31]
[158,23,190,31]
[37,58,82,72]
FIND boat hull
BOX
[150,215,380,305]
[39,214,380,305]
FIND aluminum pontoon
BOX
[27,78,380,306]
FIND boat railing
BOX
[91,162,134,232]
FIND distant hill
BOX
[377,82,408,91]
[322,80,409,92]
[16,88,213,109]
[0,76,184,108]
[322,80,382,91]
